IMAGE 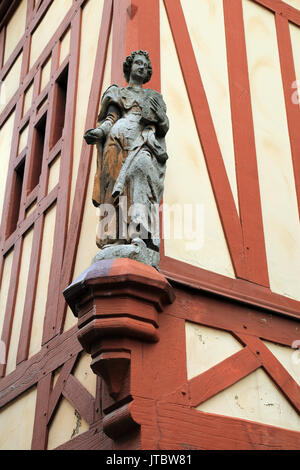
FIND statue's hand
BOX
[84,127,105,145]
[149,97,165,122]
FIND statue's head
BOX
[123,50,152,84]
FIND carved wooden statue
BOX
[84,50,169,269]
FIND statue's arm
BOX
[148,95,169,138]
[84,103,121,145]
[156,114,169,138]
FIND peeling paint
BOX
[71,410,81,439]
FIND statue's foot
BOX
[92,237,160,270]
[101,240,127,250]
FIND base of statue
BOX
[63,257,175,442]
[92,237,160,270]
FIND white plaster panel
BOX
[64,149,99,332]
[263,340,300,385]
[181,0,238,211]
[0,112,15,222]
[6,229,34,375]
[47,397,89,449]
[73,352,97,398]
[25,200,37,219]
[47,154,61,194]
[69,0,106,227]
[18,123,29,154]
[0,387,37,450]
[40,56,51,92]
[53,365,63,388]
[197,368,300,432]
[0,250,13,341]
[64,0,108,332]
[29,204,56,358]
[30,0,72,69]
[23,82,34,116]
[59,28,71,66]
[243,0,300,300]
[63,307,77,332]
[3,0,27,64]
[185,322,243,380]
[0,53,22,113]
[160,1,235,278]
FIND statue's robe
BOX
[88,85,169,249]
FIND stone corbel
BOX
[63,258,175,444]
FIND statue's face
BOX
[130,54,149,83]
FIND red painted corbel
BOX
[63,257,175,443]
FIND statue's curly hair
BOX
[123,50,152,84]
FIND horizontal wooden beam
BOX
[161,256,300,322]
[154,402,300,449]
[169,285,300,347]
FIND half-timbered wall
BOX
[0,0,299,450]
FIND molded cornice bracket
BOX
[63,258,175,444]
